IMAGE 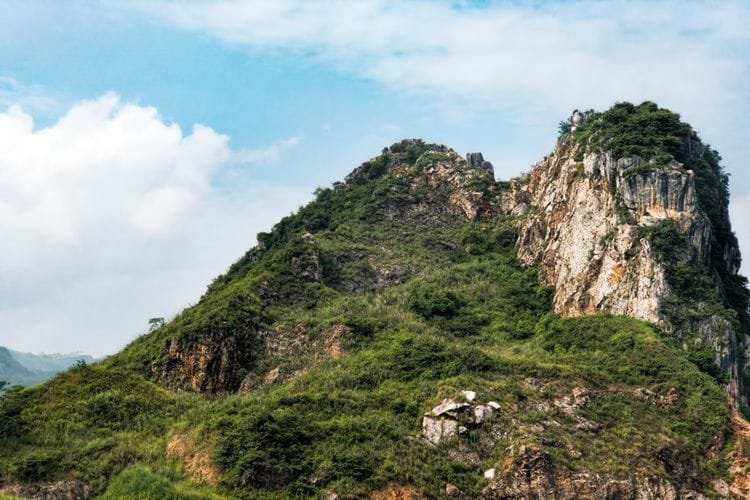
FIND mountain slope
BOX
[0,107,748,499]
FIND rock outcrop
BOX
[511,108,750,405]
[421,393,501,446]
[482,446,705,499]
[466,152,495,177]
[0,480,91,499]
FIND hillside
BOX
[0,103,748,499]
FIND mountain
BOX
[1,102,748,499]
[0,347,94,388]
[0,347,37,387]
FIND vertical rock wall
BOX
[510,116,749,404]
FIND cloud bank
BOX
[134,1,750,112]
[0,94,305,355]
[131,0,750,270]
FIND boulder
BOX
[422,414,459,445]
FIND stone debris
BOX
[461,389,477,402]
[431,400,470,417]
[421,392,500,445]
[445,483,460,496]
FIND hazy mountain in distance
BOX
[0,346,94,387]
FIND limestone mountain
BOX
[1,102,749,499]
[515,103,749,407]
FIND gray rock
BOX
[445,483,461,496]
[0,480,91,500]
[461,389,477,402]
[431,399,470,417]
[422,414,459,445]
[466,152,495,176]
[472,404,495,424]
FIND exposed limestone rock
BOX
[0,480,91,499]
[159,327,258,393]
[634,387,679,407]
[569,109,595,130]
[166,432,218,484]
[323,323,349,359]
[264,366,280,384]
[461,390,477,402]
[466,152,495,177]
[412,150,497,220]
[421,394,500,446]
[482,446,705,499]
[516,144,679,323]
[422,414,460,445]
[553,386,592,415]
[445,483,461,496]
[513,128,748,403]
[291,233,323,282]
[371,484,425,500]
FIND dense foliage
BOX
[572,101,691,163]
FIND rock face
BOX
[482,446,705,499]
[512,110,749,404]
[0,480,91,499]
[154,289,263,393]
[516,145,676,322]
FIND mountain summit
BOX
[1,102,749,498]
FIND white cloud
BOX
[0,94,306,355]
[131,1,750,112]
[130,0,750,269]
[233,136,302,165]
[0,93,228,261]
[0,76,61,115]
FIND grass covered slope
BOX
[0,137,737,498]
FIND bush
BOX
[687,347,729,385]
[408,284,463,319]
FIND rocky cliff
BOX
[510,103,750,406]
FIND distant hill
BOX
[0,346,94,388]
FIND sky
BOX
[1,0,749,356]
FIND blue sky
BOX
[1,1,749,355]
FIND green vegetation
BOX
[572,101,691,163]
[0,137,740,497]
[100,465,219,500]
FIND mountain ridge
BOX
[1,101,749,498]
[0,346,94,388]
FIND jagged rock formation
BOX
[466,152,495,177]
[510,103,750,405]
